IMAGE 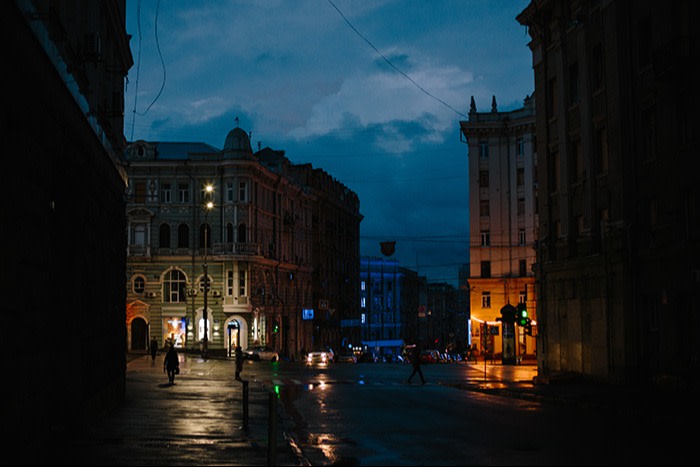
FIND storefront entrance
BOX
[227,320,240,357]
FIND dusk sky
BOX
[124,0,533,286]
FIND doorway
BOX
[227,320,240,357]
[131,317,148,350]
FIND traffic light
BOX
[272,321,279,333]
[524,319,533,336]
[516,302,528,326]
[498,304,516,324]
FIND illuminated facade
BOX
[459,95,538,361]
[124,125,361,358]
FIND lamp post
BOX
[202,184,214,358]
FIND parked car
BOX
[419,349,440,364]
[336,352,357,363]
[357,352,379,363]
[243,345,279,362]
[306,347,335,364]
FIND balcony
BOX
[211,242,261,256]
[127,244,150,257]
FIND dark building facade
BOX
[518,0,699,387]
[2,0,133,458]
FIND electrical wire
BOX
[129,0,166,143]
[327,0,468,119]
[129,0,143,141]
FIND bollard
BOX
[242,379,249,433]
[267,392,277,466]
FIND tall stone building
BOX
[3,0,132,458]
[518,0,699,386]
[124,125,361,359]
[460,95,538,362]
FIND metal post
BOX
[202,258,208,358]
[242,380,249,433]
[267,392,277,466]
[202,192,213,358]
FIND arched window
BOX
[163,269,187,303]
[178,223,189,249]
[133,275,146,294]
[237,223,246,243]
[159,223,171,248]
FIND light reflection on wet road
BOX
[265,362,685,466]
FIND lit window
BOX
[482,292,491,308]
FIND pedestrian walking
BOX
[150,337,158,361]
[234,345,243,381]
[406,344,425,385]
[163,345,180,385]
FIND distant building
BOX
[124,126,361,359]
[518,0,700,386]
[3,0,133,458]
[459,95,538,361]
[426,281,467,354]
[360,257,405,357]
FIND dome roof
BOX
[223,126,253,155]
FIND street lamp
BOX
[202,184,214,358]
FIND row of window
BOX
[479,198,530,217]
[131,268,247,302]
[479,259,529,279]
[480,230,528,247]
[133,180,248,204]
[478,137,529,159]
[480,291,527,309]
[131,222,250,250]
[478,167,528,188]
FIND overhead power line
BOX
[327,0,468,119]
[129,0,167,141]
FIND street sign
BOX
[319,299,329,310]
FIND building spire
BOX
[491,95,498,113]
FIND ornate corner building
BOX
[124,126,362,358]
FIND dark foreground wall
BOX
[1,2,128,462]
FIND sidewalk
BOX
[54,352,302,466]
[460,360,698,419]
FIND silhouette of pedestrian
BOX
[406,344,425,385]
[234,345,243,381]
[150,337,158,361]
[163,345,180,384]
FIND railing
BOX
[211,242,261,256]
[127,245,150,257]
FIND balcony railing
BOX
[127,244,150,257]
[128,243,261,257]
[211,242,261,256]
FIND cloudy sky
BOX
[124,0,534,287]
